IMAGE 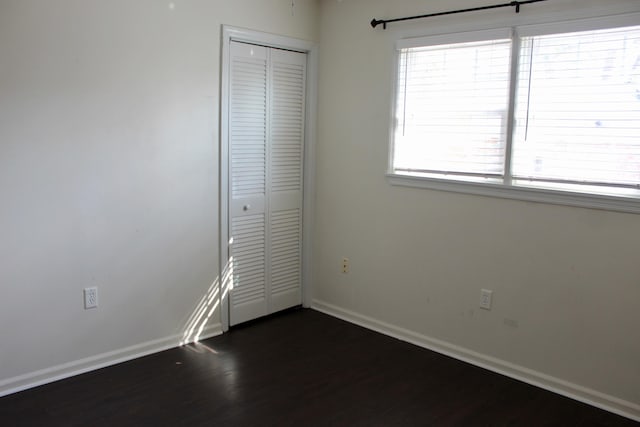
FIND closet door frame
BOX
[220,26,317,332]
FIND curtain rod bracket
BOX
[511,1,521,13]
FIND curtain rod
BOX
[370,0,548,30]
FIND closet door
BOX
[269,48,306,313]
[228,41,306,326]
[229,42,268,326]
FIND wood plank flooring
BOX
[0,308,636,426]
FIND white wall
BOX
[313,0,640,419]
[0,0,318,393]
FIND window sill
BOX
[385,173,640,215]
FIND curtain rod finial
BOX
[371,18,387,29]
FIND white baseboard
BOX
[0,323,223,398]
[311,299,640,422]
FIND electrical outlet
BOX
[84,287,98,309]
[480,289,493,310]
[341,257,350,274]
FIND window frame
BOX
[387,13,640,214]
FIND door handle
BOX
[243,204,251,211]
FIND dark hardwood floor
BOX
[0,308,636,426]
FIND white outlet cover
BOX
[84,287,98,309]
[480,289,493,310]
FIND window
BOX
[395,36,512,179]
[390,20,640,211]
[513,27,640,189]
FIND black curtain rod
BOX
[371,0,547,29]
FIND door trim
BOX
[220,26,317,332]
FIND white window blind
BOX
[394,38,512,178]
[512,26,640,188]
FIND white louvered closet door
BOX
[229,41,306,326]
